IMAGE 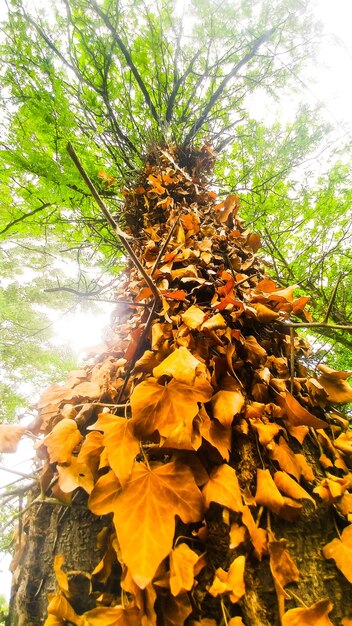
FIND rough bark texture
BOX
[7,146,352,625]
[8,491,107,626]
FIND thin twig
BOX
[290,327,295,394]
[324,273,343,323]
[283,321,352,331]
[67,143,160,303]
[150,217,180,276]
[0,465,38,481]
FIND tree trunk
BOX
[8,145,352,626]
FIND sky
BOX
[1,0,352,602]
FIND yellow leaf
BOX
[254,469,302,521]
[53,555,69,594]
[250,419,282,446]
[211,390,245,427]
[208,556,245,603]
[201,313,227,331]
[323,525,352,583]
[229,524,246,549]
[282,598,334,626]
[169,543,199,596]
[243,336,267,367]
[0,424,26,453]
[334,431,352,456]
[158,592,192,626]
[202,464,243,512]
[43,418,83,464]
[130,377,212,439]
[90,414,140,486]
[45,594,83,625]
[112,461,203,588]
[153,346,204,385]
[181,305,206,330]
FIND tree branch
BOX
[183,27,276,146]
[88,0,161,126]
[0,203,52,236]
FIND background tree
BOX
[1,0,352,625]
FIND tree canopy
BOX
[0,0,352,421]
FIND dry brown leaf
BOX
[268,536,299,598]
[112,461,203,588]
[252,302,279,323]
[90,414,139,486]
[0,424,26,453]
[273,471,315,505]
[323,525,352,583]
[72,381,101,400]
[334,431,352,456]
[158,592,192,626]
[153,346,204,385]
[169,543,199,596]
[38,384,75,409]
[201,313,227,331]
[250,419,282,446]
[278,392,327,429]
[254,469,302,521]
[211,389,245,427]
[208,556,245,603]
[267,437,301,481]
[42,418,83,464]
[317,364,352,380]
[243,336,267,367]
[202,464,243,512]
[295,453,315,482]
[318,374,352,404]
[130,377,212,439]
[282,598,334,626]
[196,407,231,460]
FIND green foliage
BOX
[0,0,351,420]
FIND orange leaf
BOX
[45,594,82,625]
[169,543,199,596]
[267,437,302,481]
[83,605,140,625]
[252,303,279,323]
[202,464,243,512]
[333,431,352,456]
[130,377,212,439]
[250,420,282,446]
[273,471,315,506]
[53,555,69,594]
[72,381,101,400]
[278,392,327,429]
[241,505,268,560]
[201,313,227,331]
[97,169,116,188]
[57,457,94,494]
[112,461,203,588]
[254,469,302,521]
[208,556,245,603]
[88,470,122,515]
[43,418,83,464]
[196,407,231,460]
[0,425,26,453]
[282,598,334,626]
[323,525,352,583]
[90,414,139,486]
[180,213,200,234]
[318,376,352,404]
[243,336,267,367]
[153,346,205,385]
[211,389,245,427]
[160,289,187,301]
[268,536,299,598]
